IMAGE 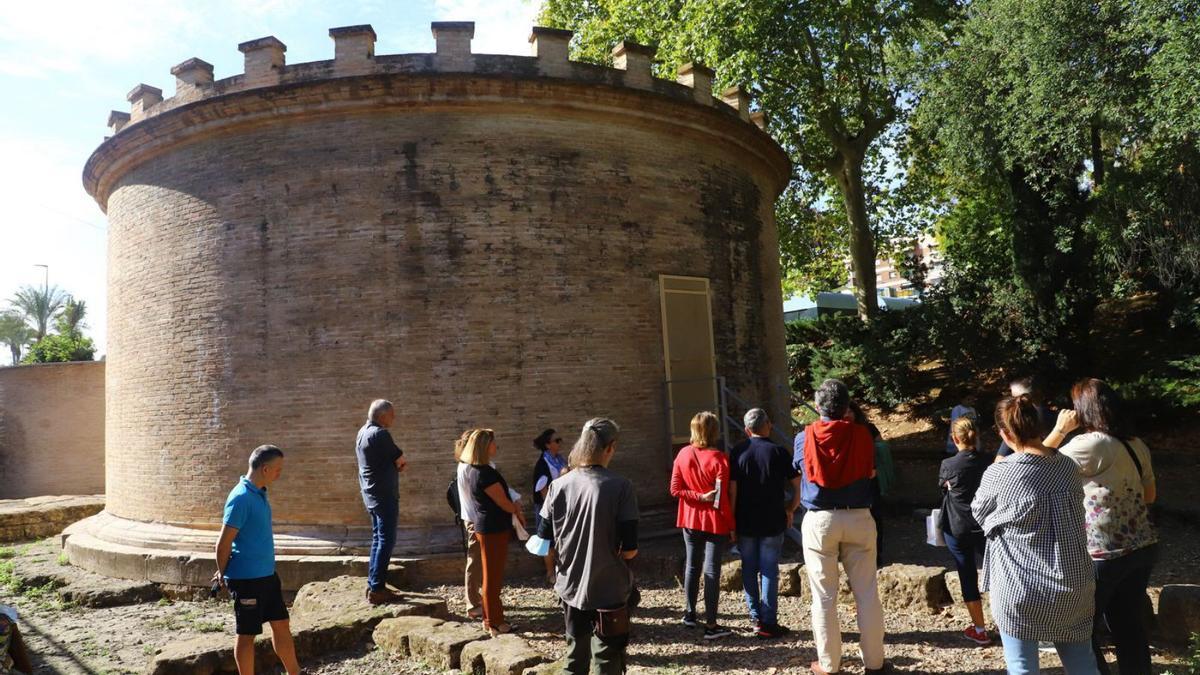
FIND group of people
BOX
[207,372,1159,675]
[939,376,1158,675]
[670,381,889,674]
[451,419,639,674]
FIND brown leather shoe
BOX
[367,588,402,605]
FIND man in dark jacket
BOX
[356,399,408,604]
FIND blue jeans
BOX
[943,529,986,602]
[367,503,398,591]
[738,534,784,627]
[1000,634,1100,675]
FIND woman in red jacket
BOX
[670,411,735,639]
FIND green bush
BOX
[21,333,95,364]
[786,310,926,408]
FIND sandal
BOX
[487,622,515,637]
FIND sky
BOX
[0,0,541,358]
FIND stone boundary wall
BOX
[0,361,105,499]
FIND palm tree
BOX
[54,298,87,337]
[0,310,31,365]
[10,284,69,340]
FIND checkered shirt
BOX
[971,451,1095,642]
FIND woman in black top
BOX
[531,428,567,583]
[939,416,992,645]
[459,429,525,635]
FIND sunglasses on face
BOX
[553,438,563,443]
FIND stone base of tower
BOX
[63,511,462,591]
[64,506,676,591]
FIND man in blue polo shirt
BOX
[213,444,300,675]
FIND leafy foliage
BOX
[21,333,96,364]
[785,311,927,408]
[908,0,1200,375]
[0,310,32,366]
[9,284,69,340]
[539,0,953,318]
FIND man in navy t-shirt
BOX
[213,444,299,675]
[729,408,800,639]
[355,399,409,604]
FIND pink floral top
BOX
[1059,432,1157,560]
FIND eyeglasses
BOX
[553,438,563,443]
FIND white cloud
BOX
[0,1,201,78]
[432,0,539,55]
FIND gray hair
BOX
[743,408,770,434]
[569,417,620,468]
[815,379,850,419]
[248,444,284,470]
[367,399,394,422]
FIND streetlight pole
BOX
[33,264,48,294]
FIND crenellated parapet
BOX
[100,21,766,136]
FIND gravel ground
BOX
[5,419,1197,674]
[0,582,232,675]
[305,508,1192,674]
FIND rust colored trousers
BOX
[475,531,510,629]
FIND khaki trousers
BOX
[464,521,482,613]
[802,508,886,672]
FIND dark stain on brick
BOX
[401,142,419,191]
[696,166,768,402]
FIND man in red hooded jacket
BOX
[792,379,887,675]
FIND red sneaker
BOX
[963,625,992,645]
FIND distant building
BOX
[846,236,945,298]
[783,292,919,322]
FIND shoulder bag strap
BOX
[1119,438,1144,479]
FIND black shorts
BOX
[227,573,288,636]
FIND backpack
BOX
[446,477,461,518]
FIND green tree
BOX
[54,298,87,338]
[9,284,69,340]
[21,334,96,364]
[539,0,952,320]
[910,0,1200,371]
[0,311,31,366]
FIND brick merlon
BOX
[238,36,287,53]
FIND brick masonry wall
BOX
[0,362,105,499]
[97,75,789,553]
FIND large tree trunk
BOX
[835,156,878,321]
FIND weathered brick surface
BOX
[85,51,790,557]
[0,362,104,499]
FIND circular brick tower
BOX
[73,22,791,588]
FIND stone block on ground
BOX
[407,620,488,670]
[1158,584,1200,644]
[372,616,446,656]
[292,574,447,622]
[876,564,950,612]
[720,559,742,591]
[0,495,104,543]
[460,633,547,675]
[147,634,234,675]
[778,562,806,597]
[523,660,565,675]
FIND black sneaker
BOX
[681,614,698,628]
[755,623,791,639]
[703,625,733,640]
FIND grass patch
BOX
[0,547,14,560]
[191,619,224,633]
[57,552,70,566]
